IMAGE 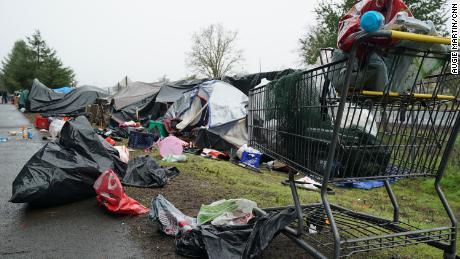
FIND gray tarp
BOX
[222,69,297,95]
[155,79,207,103]
[112,81,161,110]
[28,79,108,116]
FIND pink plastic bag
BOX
[157,136,186,158]
[93,170,149,215]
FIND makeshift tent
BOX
[110,81,162,122]
[222,69,297,95]
[53,86,73,94]
[28,79,108,116]
[165,80,248,150]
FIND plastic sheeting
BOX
[53,86,73,94]
[112,81,161,110]
[165,80,248,130]
[94,169,149,215]
[156,79,207,103]
[222,69,297,95]
[28,79,108,116]
[10,116,126,206]
[121,155,180,188]
[177,208,297,259]
[149,194,197,236]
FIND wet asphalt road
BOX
[0,104,145,259]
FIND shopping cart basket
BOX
[248,30,459,258]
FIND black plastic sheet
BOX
[10,116,125,206]
[28,79,108,116]
[176,208,297,259]
[121,155,179,188]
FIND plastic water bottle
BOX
[360,11,384,33]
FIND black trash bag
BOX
[10,116,125,207]
[121,155,179,188]
[175,229,207,258]
[176,208,296,259]
[201,224,254,259]
[242,208,297,258]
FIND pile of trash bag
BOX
[149,195,297,259]
[10,116,126,207]
[121,155,180,188]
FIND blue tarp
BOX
[335,178,397,190]
[53,86,73,94]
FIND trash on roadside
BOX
[176,207,297,259]
[105,136,116,146]
[8,131,17,136]
[34,114,50,130]
[10,116,126,206]
[197,199,258,226]
[93,169,149,215]
[49,118,66,139]
[282,176,321,191]
[201,148,230,160]
[149,194,197,236]
[162,154,187,163]
[0,136,8,142]
[335,178,397,190]
[121,155,180,188]
[157,136,187,158]
[114,145,129,163]
[240,150,262,169]
[266,160,289,172]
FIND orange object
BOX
[105,137,116,146]
[35,115,50,130]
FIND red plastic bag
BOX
[337,0,412,52]
[93,170,149,215]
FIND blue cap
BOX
[360,11,384,33]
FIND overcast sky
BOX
[0,0,318,87]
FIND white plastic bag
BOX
[114,145,129,163]
[49,119,66,139]
[149,194,196,236]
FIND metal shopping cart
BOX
[248,30,459,258]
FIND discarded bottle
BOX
[28,131,33,139]
[360,11,384,33]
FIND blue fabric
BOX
[335,178,396,190]
[53,86,73,94]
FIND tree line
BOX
[0,30,75,92]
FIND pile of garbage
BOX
[10,116,179,210]
[150,195,297,259]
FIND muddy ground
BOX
[124,156,312,259]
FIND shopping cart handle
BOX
[389,30,451,45]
